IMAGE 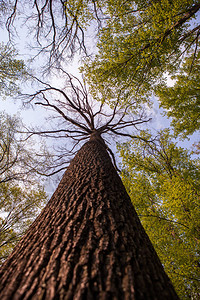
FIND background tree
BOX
[0,112,49,265]
[0,43,25,96]
[118,129,200,299]
[156,50,200,137]
[0,181,46,265]
[0,112,52,183]
[84,0,200,105]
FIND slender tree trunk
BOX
[0,138,179,299]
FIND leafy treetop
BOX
[84,0,200,105]
[156,50,200,137]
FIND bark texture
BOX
[0,139,179,299]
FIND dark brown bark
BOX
[0,138,179,299]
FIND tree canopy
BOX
[118,130,200,299]
[85,0,200,102]
[3,0,199,140]
[156,51,200,137]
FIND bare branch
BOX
[22,70,151,174]
[5,0,102,66]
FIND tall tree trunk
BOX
[0,138,179,299]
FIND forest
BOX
[0,1,199,299]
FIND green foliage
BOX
[0,43,26,96]
[0,182,47,265]
[156,51,200,137]
[64,0,96,29]
[118,130,200,299]
[192,142,200,155]
[0,112,49,264]
[84,0,200,104]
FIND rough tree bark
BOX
[0,137,179,299]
